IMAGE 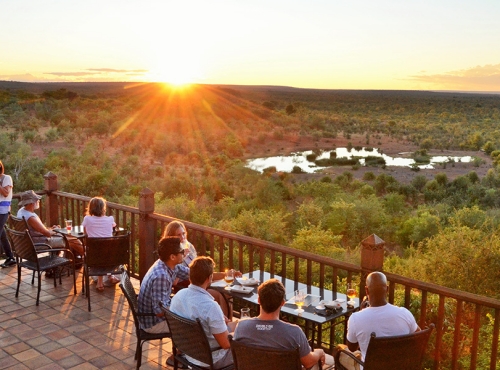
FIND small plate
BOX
[324,301,342,309]
[236,277,260,286]
[230,285,254,294]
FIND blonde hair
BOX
[86,197,107,217]
[163,220,186,238]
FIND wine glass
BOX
[347,282,357,307]
[240,308,251,320]
[224,269,234,290]
[294,289,305,313]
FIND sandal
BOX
[96,285,105,292]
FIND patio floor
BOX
[0,261,173,370]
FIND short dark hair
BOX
[258,279,286,313]
[189,256,215,286]
[157,236,182,261]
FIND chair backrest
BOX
[229,336,302,370]
[363,324,435,370]
[118,269,141,331]
[8,214,29,232]
[5,227,38,264]
[162,306,216,368]
[84,231,130,267]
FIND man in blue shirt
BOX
[138,236,189,334]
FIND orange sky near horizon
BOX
[1,0,500,92]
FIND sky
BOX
[1,0,500,91]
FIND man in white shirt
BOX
[338,272,420,369]
[169,256,237,369]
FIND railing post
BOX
[360,234,385,300]
[43,171,59,226]
[139,188,156,281]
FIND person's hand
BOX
[233,270,243,278]
[360,296,370,310]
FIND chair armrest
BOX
[47,248,75,259]
[34,243,52,250]
[335,347,364,367]
[34,243,53,253]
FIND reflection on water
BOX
[246,148,472,174]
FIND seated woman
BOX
[163,220,197,290]
[17,190,84,276]
[162,220,234,317]
[82,196,118,292]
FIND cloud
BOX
[0,73,65,82]
[45,71,98,77]
[409,64,500,91]
[86,68,148,73]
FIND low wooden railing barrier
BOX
[8,172,499,370]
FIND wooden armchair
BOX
[161,304,234,370]
[82,231,130,311]
[119,268,170,369]
[334,324,435,370]
[229,335,302,370]
[5,227,76,306]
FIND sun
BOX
[147,57,202,88]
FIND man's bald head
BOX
[365,272,388,306]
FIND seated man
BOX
[170,256,238,369]
[17,190,83,275]
[337,271,420,370]
[138,236,189,335]
[233,279,334,370]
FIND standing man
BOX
[338,271,420,370]
[169,256,237,369]
[233,279,334,370]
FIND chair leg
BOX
[31,271,35,285]
[136,340,143,369]
[71,262,76,295]
[36,271,42,306]
[86,271,91,311]
[81,268,86,295]
[15,264,22,298]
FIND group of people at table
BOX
[138,222,420,370]
[0,186,119,290]
[0,161,419,369]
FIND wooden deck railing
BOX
[10,173,499,370]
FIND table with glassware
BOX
[210,269,359,349]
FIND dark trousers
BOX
[0,213,13,259]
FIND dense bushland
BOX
[1,82,500,300]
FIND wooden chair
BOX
[334,324,435,370]
[82,231,130,311]
[8,214,53,251]
[161,304,234,370]
[5,227,76,306]
[229,335,302,370]
[118,268,171,370]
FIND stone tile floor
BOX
[0,261,173,369]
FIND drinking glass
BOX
[240,308,251,320]
[294,290,305,313]
[224,269,234,289]
[347,282,357,307]
[65,219,72,232]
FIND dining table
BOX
[210,269,359,349]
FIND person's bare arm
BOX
[27,216,53,237]
[213,330,231,349]
[0,184,11,197]
[347,339,359,352]
[300,348,325,369]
